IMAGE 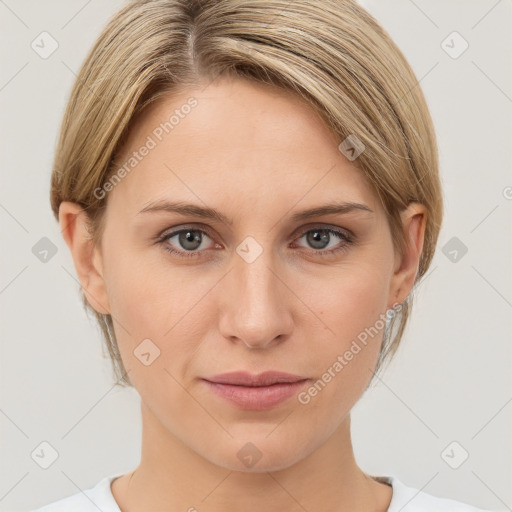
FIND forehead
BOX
[108,77,379,217]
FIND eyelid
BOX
[293,222,354,240]
[157,222,353,243]
[158,223,217,241]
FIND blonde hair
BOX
[51,0,443,387]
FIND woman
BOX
[35,0,493,510]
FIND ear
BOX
[388,202,427,308]
[59,201,111,315]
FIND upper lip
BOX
[204,371,308,387]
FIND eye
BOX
[293,226,354,256]
[159,227,217,259]
[157,224,354,260]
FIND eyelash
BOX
[157,224,354,260]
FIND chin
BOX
[199,433,312,474]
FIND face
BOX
[72,77,421,472]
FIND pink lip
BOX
[202,371,310,410]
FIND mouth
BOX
[202,371,310,410]
[204,370,308,386]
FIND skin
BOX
[60,76,426,512]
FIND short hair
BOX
[50,0,443,388]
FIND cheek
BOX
[103,233,195,336]
[299,261,391,402]
[103,222,391,400]
[101,240,218,388]
[307,259,390,342]
[100,240,173,359]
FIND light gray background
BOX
[1,1,510,511]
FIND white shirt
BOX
[32,472,494,511]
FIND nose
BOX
[218,245,294,349]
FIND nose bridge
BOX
[219,238,292,348]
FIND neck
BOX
[111,401,392,512]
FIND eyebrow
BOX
[137,200,373,225]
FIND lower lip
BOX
[202,379,309,410]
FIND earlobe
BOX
[58,201,111,315]
[389,203,427,306]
